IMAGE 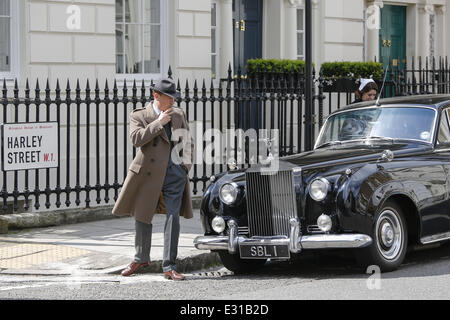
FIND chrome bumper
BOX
[194,218,373,254]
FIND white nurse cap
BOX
[359,78,375,91]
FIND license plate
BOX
[239,244,290,259]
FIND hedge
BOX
[245,59,383,82]
[246,59,308,74]
[320,61,383,80]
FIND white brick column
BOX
[435,5,446,57]
[446,4,450,57]
[175,0,211,83]
[366,0,383,62]
[284,0,300,60]
[219,0,233,75]
[417,2,434,59]
[312,0,322,67]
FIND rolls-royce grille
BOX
[245,170,298,237]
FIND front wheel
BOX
[217,251,267,274]
[354,200,408,272]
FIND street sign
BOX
[1,122,59,171]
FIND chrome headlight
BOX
[219,182,239,205]
[212,216,226,233]
[309,178,330,201]
[317,214,332,232]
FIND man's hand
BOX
[158,107,174,126]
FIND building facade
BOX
[1,0,449,88]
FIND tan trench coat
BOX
[112,103,194,224]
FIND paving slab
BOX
[0,210,221,276]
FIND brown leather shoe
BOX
[163,270,186,281]
[121,261,149,276]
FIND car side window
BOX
[437,109,450,145]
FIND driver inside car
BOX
[339,118,368,140]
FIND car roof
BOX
[335,94,450,115]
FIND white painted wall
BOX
[11,0,450,89]
[25,0,116,89]
[322,0,364,62]
[19,0,213,89]
[406,4,418,62]
[445,3,450,56]
[173,0,211,84]
[263,0,282,59]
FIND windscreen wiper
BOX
[364,136,395,143]
[316,141,343,149]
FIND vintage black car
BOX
[194,94,450,273]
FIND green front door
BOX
[379,5,406,70]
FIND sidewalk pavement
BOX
[0,209,221,276]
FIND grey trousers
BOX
[134,161,187,272]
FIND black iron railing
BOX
[1,57,450,213]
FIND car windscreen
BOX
[316,107,436,147]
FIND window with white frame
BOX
[115,0,166,78]
[296,7,304,60]
[211,1,219,80]
[0,0,17,79]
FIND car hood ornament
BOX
[260,137,276,164]
[378,149,394,162]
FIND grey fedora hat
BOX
[150,77,181,99]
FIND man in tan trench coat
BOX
[112,78,194,280]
